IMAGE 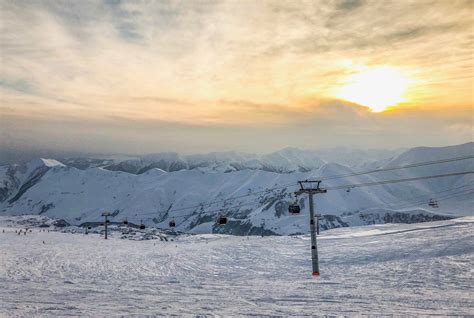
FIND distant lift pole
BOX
[102,211,111,240]
[295,180,327,277]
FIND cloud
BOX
[336,0,365,11]
[0,0,472,154]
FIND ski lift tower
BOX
[295,180,327,276]
[101,211,111,240]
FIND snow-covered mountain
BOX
[0,143,472,235]
[60,147,397,174]
[311,147,405,168]
[99,148,327,174]
[0,158,65,203]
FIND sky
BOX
[0,0,473,156]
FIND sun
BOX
[334,66,410,112]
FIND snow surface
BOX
[0,216,473,316]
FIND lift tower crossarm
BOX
[295,180,327,277]
[295,180,328,195]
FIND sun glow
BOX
[334,67,411,112]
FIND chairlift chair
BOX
[428,198,439,208]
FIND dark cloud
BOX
[335,0,365,11]
[0,79,36,95]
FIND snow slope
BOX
[0,143,472,234]
[0,217,472,316]
[0,159,64,203]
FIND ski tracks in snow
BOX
[0,218,473,315]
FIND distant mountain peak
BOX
[37,158,65,168]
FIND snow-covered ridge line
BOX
[56,142,471,175]
[0,142,472,235]
[56,146,408,174]
[99,148,328,174]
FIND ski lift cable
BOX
[345,184,474,214]
[140,171,472,221]
[330,189,473,225]
[150,157,472,218]
[140,157,473,217]
[177,170,472,218]
[344,182,474,213]
[324,171,474,191]
[139,183,300,217]
[318,155,474,181]
[386,189,474,212]
[173,187,473,226]
[392,186,474,210]
[402,186,473,205]
[140,170,473,219]
[207,157,473,208]
[142,189,472,227]
[210,172,474,214]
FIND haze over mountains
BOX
[1,146,404,172]
[0,142,472,235]
[99,147,406,174]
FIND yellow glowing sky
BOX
[0,0,472,154]
[332,66,411,112]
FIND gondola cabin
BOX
[288,204,301,215]
[123,219,128,225]
[217,215,227,225]
[139,223,146,230]
[169,220,176,228]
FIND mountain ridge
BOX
[0,142,472,235]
